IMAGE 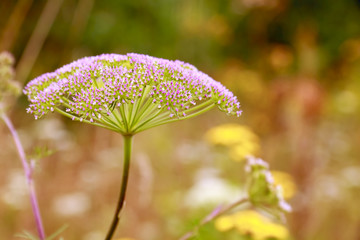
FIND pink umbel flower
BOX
[24,53,241,134]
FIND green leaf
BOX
[46,224,69,240]
[29,145,55,161]
[14,231,39,240]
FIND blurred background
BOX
[1,0,360,239]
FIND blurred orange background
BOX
[1,0,360,239]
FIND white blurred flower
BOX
[341,166,360,187]
[53,192,91,217]
[33,118,75,151]
[184,168,242,208]
[1,170,28,209]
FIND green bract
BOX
[245,157,292,212]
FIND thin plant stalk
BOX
[105,134,133,240]
[0,0,34,51]
[1,114,46,240]
[16,0,64,82]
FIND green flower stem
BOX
[131,99,157,127]
[132,99,152,124]
[142,99,214,126]
[136,103,215,133]
[110,109,125,130]
[131,86,152,125]
[119,104,129,132]
[128,99,139,127]
[131,108,163,133]
[183,100,214,114]
[54,107,124,134]
[105,134,133,240]
[126,102,133,124]
[131,99,214,132]
[97,111,125,131]
[60,96,125,131]
[100,114,124,132]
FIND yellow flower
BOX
[233,210,266,236]
[215,210,289,240]
[205,124,259,146]
[115,238,136,240]
[271,171,297,199]
[214,215,235,232]
[205,124,260,161]
[259,222,289,240]
[229,141,260,161]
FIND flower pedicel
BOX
[24,53,241,239]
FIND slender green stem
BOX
[128,99,139,127]
[130,86,152,126]
[183,100,214,115]
[59,96,125,131]
[143,99,214,126]
[131,98,157,128]
[131,108,163,133]
[111,108,125,129]
[102,113,125,132]
[105,134,133,240]
[119,104,129,132]
[132,100,215,133]
[54,107,125,134]
[136,103,215,133]
[126,102,133,125]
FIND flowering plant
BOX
[0,52,47,240]
[24,53,241,134]
[24,53,242,239]
[180,156,293,240]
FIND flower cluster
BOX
[271,171,297,200]
[205,124,260,161]
[245,156,292,212]
[24,53,241,134]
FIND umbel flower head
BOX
[24,53,241,135]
